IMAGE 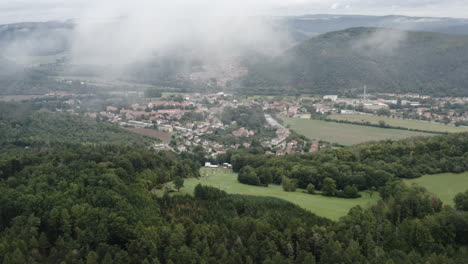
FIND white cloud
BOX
[331,3,340,9]
[63,0,294,81]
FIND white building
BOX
[323,95,338,101]
[204,162,219,168]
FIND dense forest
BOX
[241,27,468,96]
[219,133,468,196]
[2,142,468,263]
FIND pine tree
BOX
[10,248,26,264]
[102,252,113,264]
[302,253,316,264]
[86,251,99,264]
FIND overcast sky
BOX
[0,0,467,24]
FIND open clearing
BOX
[174,168,379,220]
[328,114,468,133]
[282,117,433,145]
[405,172,468,206]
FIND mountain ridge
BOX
[240,27,468,96]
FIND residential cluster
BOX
[90,93,309,156]
[28,90,468,156]
[318,93,468,125]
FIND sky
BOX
[0,0,467,24]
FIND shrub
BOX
[194,184,227,200]
[282,177,297,192]
[455,190,468,211]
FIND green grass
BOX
[329,114,468,133]
[405,172,468,206]
[9,52,68,65]
[282,117,434,145]
[162,92,186,97]
[172,168,380,220]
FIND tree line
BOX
[219,133,468,197]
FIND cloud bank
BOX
[68,0,292,75]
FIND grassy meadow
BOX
[171,168,380,220]
[282,117,433,145]
[405,172,468,206]
[328,114,468,133]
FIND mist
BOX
[352,28,408,56]
[68,0,294,79]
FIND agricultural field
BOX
[405,172,468,206]
[161,92,186,97]
[173,168,380,220]
[329,114,468,133]
[0,95,46,102]
[282,117,433,145]
[27,52,67,64]
[123,127,172,142]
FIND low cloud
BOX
[352,28,408,56]
[68,0,292,78]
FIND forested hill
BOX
[241,27,468,96]
[0,102,153,147]
[2,134,468,263]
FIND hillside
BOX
[241,27,468,96]
[284,14,468,41]
[0,102,153,147]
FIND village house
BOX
[309,141,319,153]
[106,106,119,113]
[158,125,173,132]
[232,127,255,137]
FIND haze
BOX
[69,0,290,67]
[1,0,468,25]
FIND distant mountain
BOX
[1,18,468,96]
[283,14,468,42]
[0,15,466,61]
[241,27,468,96]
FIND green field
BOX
[329,114,468,133]
[172,168,379,220]
[11,52,68,65]
[282,117,433,145]
[162,92,186,97]
[405,172,468,206]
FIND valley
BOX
[2,8,468,264]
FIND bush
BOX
[454,190,468,211]
[306,183,316,194]
[238,166,261,186]
[282,177,297,192]
[338,185,361,198]
[321,178,337,196]
[194,184,227,200]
